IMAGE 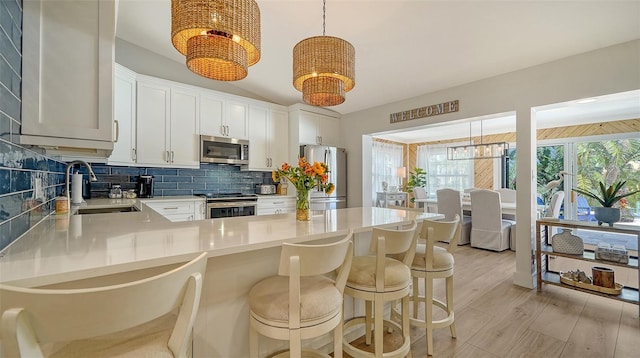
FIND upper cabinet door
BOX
[200,94,224,137]
[20,0,115,150]
[248,105,269,170]
[225,100,248,139]
[298,111,320,145]
[170,87,200,167]
[109,65,137,165]
[318,115,339,147]
[269,109,289,169]
[136,81,170,166]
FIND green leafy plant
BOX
[405,167,427,193]
[572,180,640,208]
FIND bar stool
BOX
[248,230,353,358]
[0,252,208,358]
[406,215,460,356]
[343,220,418,358]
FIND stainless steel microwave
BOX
[200,135,249,165]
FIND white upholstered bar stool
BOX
[407,215,461,356]
[343,220,418,358]
[0,252,208,358]
[248,231,354,358]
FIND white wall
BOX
[341,39,640,288]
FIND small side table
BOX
[376,192,408,208]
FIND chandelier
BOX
[171,0,261,81]
[293,0,355,106]
[447,121,509,160]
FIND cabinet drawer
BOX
[384,194,405,201]
[146,202,194,216]
[257,197,295,208]
[257,197,295,215]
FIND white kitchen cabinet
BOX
[200,93,248,139]
[257,196,295,215]
[269,109,290,168]
[136,80,170,166]
[289,105,341,150]
[169,86,200,167]
[136,77,199,168]
[109,64,137,165]
[144,198,205,222]
[248,105,289,171]
[300,111,339,146]
[226,100,249,139]
[20,0,116,155]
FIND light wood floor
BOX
[346,245,640,358]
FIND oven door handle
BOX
[207,201,258,208]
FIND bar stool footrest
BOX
[272,349,332,358]
[343,316,411,358]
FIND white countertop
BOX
[0,202,442,286]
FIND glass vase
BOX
[296,190,311,221]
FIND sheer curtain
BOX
[372,141,404,205]
[417,142,474,196]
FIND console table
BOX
[376,191,408,208]
[535,219,639,317]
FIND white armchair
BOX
[436,188,472,245]
[412,187,428,208]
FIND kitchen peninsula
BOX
[0,202,442,357]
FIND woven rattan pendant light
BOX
[171,0,261,81]
[293,0,355,106]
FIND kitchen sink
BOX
[75,206,139,215]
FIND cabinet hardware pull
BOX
[114,120,119,142]
[131,148,137,161]
[171,151,175,162]
[164,207,179,210]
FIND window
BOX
[507,137,640,222]
[372,141,404,205]
[417,142,474,196]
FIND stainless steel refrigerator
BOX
[300,145,347,210]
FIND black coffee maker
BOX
[137,175,154,198]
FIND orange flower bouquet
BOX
[272,157,335,220]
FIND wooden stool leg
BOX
[412,276,419,319]
[447,275,457,338]
[290,329,301,358]
[402,294,410,345]
[334,311,343,358]
[249,324,259,358]
[425,276,434,356]
[374,296,384,358]
[365,300,372,345]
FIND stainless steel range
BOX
[199,193,258,219]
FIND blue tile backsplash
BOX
[83,163,273,198]
[0,0,274,251]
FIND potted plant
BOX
[572,181,640,226]
[405,168,427,203]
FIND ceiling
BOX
[116,1,640,117]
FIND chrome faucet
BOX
[65,160,98,206]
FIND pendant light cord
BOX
[322,0,326,36]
